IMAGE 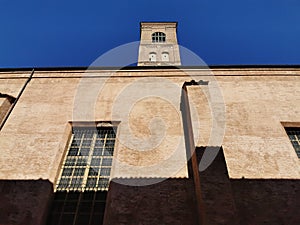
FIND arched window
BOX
[152,32,166,43]
[149,52,157,62]
[162,52,169,62]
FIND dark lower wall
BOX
[1,155,299,225]
[197,147,300,225]
[197,147,239,225]
[0,179,53,225]
[104,178,199,225]
[231,179,300,225]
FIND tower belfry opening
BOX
[138,22,181,66]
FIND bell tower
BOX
[138,22,181,66]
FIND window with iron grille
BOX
[152,32,166,43]
[48,125,117,225]
[285,127,300,158]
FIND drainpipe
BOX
[180,80,208,225]
[0,69,34,131]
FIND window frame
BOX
[151,32,166,43]
[55,124,118,192]
[285,127,300,158]
[149,52,157,62]
[48,122,118,225]
[161,52,169,62]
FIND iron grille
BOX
[286,127,300,158]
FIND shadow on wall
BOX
[47,191,107,225]
[0,178,199,225]
[0,149,299,225]
[196,147,300,225]
[0,179,53,225]
[105,178,199,225]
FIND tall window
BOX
[285,127,300,158]
[152,32,166,43]
[48,125,117,225]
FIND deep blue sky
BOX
[0,0,299,68]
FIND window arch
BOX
[149,52,157,62]
[152,32,166,43]
[162,52,169,62]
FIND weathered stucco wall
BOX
[2,68,299,182]
[0,69,299,175]
[188,68,300,179]
[0,71,31,97]
[0,69,194,183]
[0,96,14,125]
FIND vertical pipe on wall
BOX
[181,81,207,225]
